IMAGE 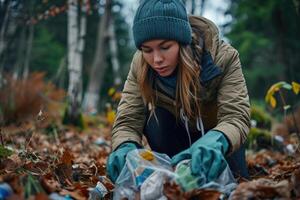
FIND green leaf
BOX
[283,105,291,110]
[281,83,292,90]
[0,145,13,158]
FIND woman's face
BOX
[141,40,180,77]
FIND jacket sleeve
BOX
[111,51,146,151]
[212,47,251,154]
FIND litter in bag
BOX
[113,149,237,200]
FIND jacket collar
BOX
[200,51,222,86]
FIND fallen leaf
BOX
[230,178,291,200]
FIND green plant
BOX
[0,145,13,159]
[246,127,272,150]
[250,105,272,130]
[265,81,300,135]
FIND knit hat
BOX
[133,0,192,48]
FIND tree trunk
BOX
[13,27,26,80]
[64,0,84,127]
[0,1,18,71]
[83,0,112,113]
[23,24,34,79]
[191,0,196,14]
[200,0,206,16]
[108,15,121,86]
[67,0,81,103]
[54,55,67,88]
[0,2,10,61]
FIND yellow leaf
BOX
[265,81,285,103]
[292,81,300,95]
[270,96,277,108]
[113,92,122,101]
[140,150,154,161]
[106,110,116,126]
[108,87,116,96]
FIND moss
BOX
[62,105,85,130]
[250,105,273,130]
[246,127,272,150]
[0,145,13,159]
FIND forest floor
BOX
[0,114,300,200]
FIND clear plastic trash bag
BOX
[175,159,237,196]
[113,149,237,200]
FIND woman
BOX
[107,0,250,183]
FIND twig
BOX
[291,107,300,139]
[0,128,4,146]
[25,127,35,151]
[278,89,288,117]
[279,89,300,142]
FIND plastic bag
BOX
[175,159,237,196]
[113,149,237,200]
[113,149,176,200]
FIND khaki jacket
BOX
[111,16,250,154]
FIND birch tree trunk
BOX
[67,0,81,103]
[64,0,88,126]
[191,0,196,14]
[108,15,121,86]
[64,0,84,126]
[200,0,206,16]
[83,0,112,113]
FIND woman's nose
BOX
[153,51,163,64]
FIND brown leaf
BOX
[60,149,74,165]
[40,174,61,193]
[34,193,49,200]
[0,156,20,172]
[23,161,49,175]
[163,181,184,200]
[54,163,73,186]
[163,181,221,200]
[2,174,24,196]
[291,168,300,197]
[7,194,25,200]
[230,178,291,200]
[185,189,221,200]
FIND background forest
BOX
[0,0,300,199]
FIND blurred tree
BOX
[224,0,300,99]
[97,0,136,111]
[1,0,135,115]
[199,0,206,16]
[108,13,121,86]
[83,0,112,114]
[0,0,67,80]
[63,0,89,127]
[0,0,27,77]
[31,27,64,80]
[191,0,196,14]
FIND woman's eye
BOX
[141,48,152,53]
[161,46,170,50]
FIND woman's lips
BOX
[155,66,168,73]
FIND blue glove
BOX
[106,142,140,183]
[171,130,229,182]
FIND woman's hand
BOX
[171,130,229,182]
[106,142,140,183]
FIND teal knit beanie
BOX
[133,0,192,49]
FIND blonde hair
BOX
[137,25,204,122]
